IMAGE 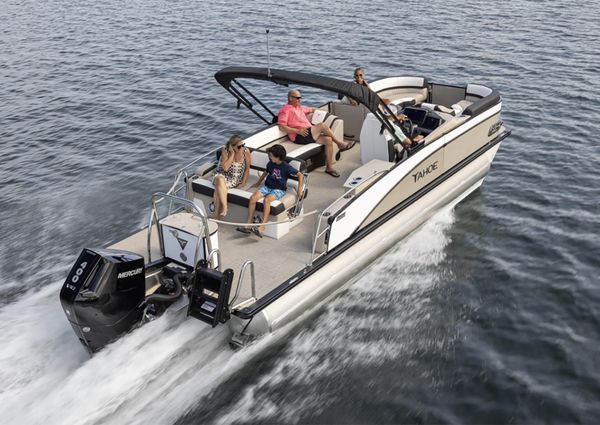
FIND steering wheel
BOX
[399,118,415,139]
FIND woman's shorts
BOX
[258,186,286,200]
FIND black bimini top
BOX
[214,66,409,142]
[215,66,384,116]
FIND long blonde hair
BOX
[225,134,243,151]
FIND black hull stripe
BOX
[234,129,511,319]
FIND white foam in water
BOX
[0,206,456,425]
[215,207,457,424]
[0,279,276,425]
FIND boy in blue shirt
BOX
[238,144,304,238]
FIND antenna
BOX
[266,29,272,78]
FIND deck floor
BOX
[110,143,364,304]
[217,143,362,301]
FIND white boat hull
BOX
[230,142,502,338]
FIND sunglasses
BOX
[236,143,245,149]
[355,74,364,77]
[291,95,302,99]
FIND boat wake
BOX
[0,206,458,425]
[0,278,271,425]
[189,206,460,424]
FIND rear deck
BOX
[109,143,363,303]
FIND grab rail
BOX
[167,150,216,196]
[290,173,310,218]
[309,169,388,265]
[206,248,222,271]
[229,260,256,309]
[167,170,188,200]
[147,192,213,264]
[147,201,161,263]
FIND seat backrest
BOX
[465,84,493,103]
[243,124,288,150]
[249,150,307,179]
[330,101,369,141]
[369,76,429,104]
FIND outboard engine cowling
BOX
[60,248,146,353]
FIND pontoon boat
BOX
[60,67,511,353]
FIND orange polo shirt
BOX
[278,104,312,141]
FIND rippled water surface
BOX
[1,0,599,423]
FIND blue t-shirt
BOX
[265,161,298,191]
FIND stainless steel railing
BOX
[206,248,222,271]
[147,192,213,265]
[167,150,216,197]
[229,260,256,309]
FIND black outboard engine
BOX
[60,248,146,353]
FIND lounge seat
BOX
[263,110,343,171]
[190,150,308,239]
[369,76,429,105]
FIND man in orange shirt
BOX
[278,89,355,178]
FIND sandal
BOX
[325,169,340,178]
[339,140,356,151]
[251,227,263,238]
[236,226,251,234]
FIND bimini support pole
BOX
[266,29,272,78]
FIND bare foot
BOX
[220,207,228,217]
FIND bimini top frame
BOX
[214,66,415,145]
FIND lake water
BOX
[1,0,599,423]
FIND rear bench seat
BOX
[189,149,308,239]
